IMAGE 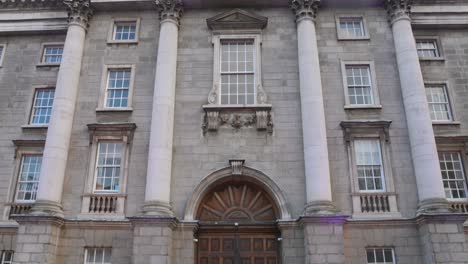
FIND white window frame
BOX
[425,81,456,124]
[366,247,396,264]
[38,42,64,66]
[28,87,55,126]
[84,247,112,264]
[210,33,265,106]
[0,43,6,67]
[336,15,370,40]
[97,64,135,111]
[0,250,13,264]
[341,61,381,109]
[92,141,125,194]
[107,18,140,44]
[436,143,468,201]
[415,37,444,60]
[353,139,386,192]
[14,153,43,203]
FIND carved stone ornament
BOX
[155,0,183,24]
[0,0,64,9]
[229,160,245,175]
[202,107,273,134]
[340,120,392,143]
[63,0,93,28]
[289,0,321,22]
[206,8,268,30]
[384,0,412,24]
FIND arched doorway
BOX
[195,178,281,264]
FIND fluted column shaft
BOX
[385,0,449,213]
[142,0,183,216]
[32,0,92,217]
[290,0,337,215]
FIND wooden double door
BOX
[197,230,279,264]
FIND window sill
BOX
[96,107,133,113]
[21,124,48,129]
[432,121,461,126]
[107,40,139,45]
[344,104,382,110]
[337,36,370,41]
[36,63,60,68]
[202,104,272,110]
[419,57,445,62]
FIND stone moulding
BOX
[202,104,273,133]
[87,122,137,144]
[0,0,64,9]
[340,120,392,142]
[206,8,268,30]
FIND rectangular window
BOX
[0,251,13,264]
[346,65,374,105]
[220,39,255,105]
[355,139,385,192]
[30,88,55,125]
[367,248,395,264]
[94,142,123,193]
[416,39,440,58]
[42,45,63,64]
[105,68,131,108]
[15,155,42,202]
[339,17,365,38]
[113,21,137,41]
[84,248,111,264]
[439,152,468,200]
[425,84,452,122]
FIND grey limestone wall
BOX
[303,222,345,264]
[132,223,173,264]
[279,223,305,264]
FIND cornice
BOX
[0,0,64,9]
[63,0,93,28]
[289,0,321,22]
[155,0,183,25]
[384,0,412,24]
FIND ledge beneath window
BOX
[79,193,126,220]
[351,192,402,220]
[21,124,48,129]
[107,40,138,45]
[96,107,133,113]
[432,121,461,126]
[36,63,60,68]
[202,104,273,133]
[419,57,445,62]
[337,36,370,41]
[344,104,382,110]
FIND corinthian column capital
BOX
[155,0,184,25]
[384,0,412,24]
[290,0,321,22]
[63,0,93,28]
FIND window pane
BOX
[416,39,439,58]
[366,248,395,264]
[346,65,374,105]
[16,155,42,202]
[106,68,131,108]
[31,88,55,125]
[1,250,14,264]
[95,142,123,192]
[220,39,255,105]
[355,139,384,191]
[425,85,452,121]
[42,45,63,63]
[113,22,137,41]
[339,17,365,38]
[439,152,468,199]
[85,248,112,264]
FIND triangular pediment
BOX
[207,9,268,30]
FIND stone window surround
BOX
[96,64,136,112]
[365,247,396,264]
[21,85,55,129]
[340,60,382,109]
[415,36,444,61]
[36,42,64,67]
[425,80,459,126]
[341,120,401,219]
[3,140,45,219]
[79,123,136,219]
[335,14,370,41]
[0,43,5,67]
[83,247,112,264]
[435,138,468,202]
[107,17,141,44]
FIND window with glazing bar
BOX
[84,248,111,264]
[94,142,123,193]
[354,139,385,192]
[0,251,13,264]
[220,39,255,105]
[339,17,365,38]
[15,155,42,202]
[425,84,452,122]
[366,248,395,264]
[42,45,63,64]
[30,88,55,125]
[416,39,440,58]
[113,21,137,41]
[439,152,468,200]
[105,68,131,108]
[345,65,374,105]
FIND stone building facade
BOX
[0,0,467,263]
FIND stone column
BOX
[384,0,449,213]
[142,0,183,216]
[31,0,92,217]
[290,0,338,215]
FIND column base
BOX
[30,200,64,218]
[141,200,174,217]
[303,200,340,216]
[417,198,454,215]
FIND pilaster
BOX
[384,0,412,24]
[63,0,93,29]
[290,0,320,22]
[155,0,183,25]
